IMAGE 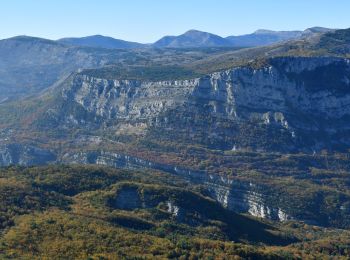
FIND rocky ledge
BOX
[59,56,350,152]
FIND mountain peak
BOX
[183,29,209,35]
[57,35,144,49]
[3,35,59,45]
[254,29,276,34]
[153,29,230,48]
[226,29,304,47]
[303,26,333,34]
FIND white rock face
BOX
[247,192,272,219]
[190,57,350,121]
[167,201,180,217]
[63,57,350,131]
[64,75,197,120]
[278,208,290,222]
[213,181,292,221]
[63,150,294,222]
[60,56,350,151]
[213,185,230,208]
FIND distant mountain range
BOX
[1,24,350,259]
[0,27,345,101]
[225,27,332,47]
[54,27,334,49]
[58,35,145,49]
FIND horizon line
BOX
[0,25,341,43]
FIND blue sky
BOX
[1,0,349,42]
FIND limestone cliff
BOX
[0,144,56,166]
[62,150,348,226]
[59,56,350,152]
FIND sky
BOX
[1,0,349,43]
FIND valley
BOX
[0,25,350,259]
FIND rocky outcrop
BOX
[112,186,142,210]
[61,57,350,152]
[0,143,56,166]
[63,150,292,222]
[166,201,181,217]
[62,149,350,227]
[212,181,291,221]
[62,75,197,121]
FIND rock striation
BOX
[0,143,56,166]
[61,56,350,152]
[61,149,350,227]
[62,150,296,222]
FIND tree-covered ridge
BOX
[81,65,202,81]
[0,28,350,259]
[0,165,349,259]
